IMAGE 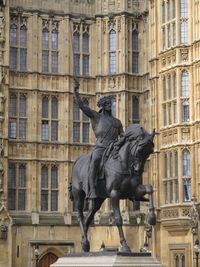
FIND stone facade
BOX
[0,0,199,267]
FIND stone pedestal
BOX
[51,251,164,267]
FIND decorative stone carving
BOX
[180,48,189,61]
[71,0,95,4]
[162,208,179,219]
[0,205,11,240]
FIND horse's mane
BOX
[124,124,148,140]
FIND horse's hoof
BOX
[147,212,156,226]
[81,239,90,252]
[120,245,131,253]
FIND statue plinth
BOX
[51,251,164,267]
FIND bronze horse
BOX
[70,124,156,253]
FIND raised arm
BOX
[74,79,97,119]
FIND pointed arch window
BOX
[109,29,116,74]
[132,30,139,73]
[82,32,89,75]
[73,31,80,75]
[10,17,27,70]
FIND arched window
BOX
[181,255,185,267]
[162,1,165,23]
[9,94,17,116]
[73,31,80,75]
[181,71,189,96]
[10,23,17,69]
[20,25,27,70]
[51,29,59,73]
[82,32,89,75]
[182,150,190,176]
[175,255,179,267]
[132,30,139,73]
[109,29,116,74]
[19,94,27,117]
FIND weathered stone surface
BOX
[51,252,164,267]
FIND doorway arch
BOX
[39,252,58,267]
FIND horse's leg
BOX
[110,189,131,253]
[144,184,156,226]
[73,188,90,252]
[85,198,105,234]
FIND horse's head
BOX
[124,124,155,176]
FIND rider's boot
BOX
[87,167,97,198]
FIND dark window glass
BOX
[42,29,49,49]
[73,122,80,142]
[132,96,139,123]
[83,123,89,143]
[83,32,89,53]
[42,97,49,118]
[51,97,58,119]
[41,166,48,188]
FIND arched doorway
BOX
[39,252,58,267]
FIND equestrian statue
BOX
[70,79,156,253]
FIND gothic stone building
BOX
[0,0,199,266]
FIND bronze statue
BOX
[70,79,156,253]
[74,79,124,198]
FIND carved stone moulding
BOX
[180,48,189,61]
[161,219,190,236]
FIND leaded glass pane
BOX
[8,164,16,188]
[132,30,138,50]
[41,166,48,188]
[8,189,16,210]
[83,32,89,53]
[173,72,177,97]
[9,94,17,116]
[109,52,116,74]
[20,48,27,71]
[168,75,171,99]
[163,77,166,100]
[74,54,80,75]
[182,101,189,122]
[183,180,191,202]
[20,25,27,47]
[51,167,58,189]
[73,100,80,120]
[52,30,58,50]
[42,29,49,49]
[10,24,17,46]
[167,25,171,47]
[73,122,80,142]
[9,119,17,139]
[132,96,139,123]
[180,21,188,44]
[132,52,139,73]
[51,191,58,211]
[183,150,190,176]
[42,51,49,72]
[18,189,26,210]
[42,121,49,141]
[164,153,168,178]
[83,123,89,143]
[10,47,17,69]
[181,71,189,96]
[109,30,116,51]
[180,0,188,17]
[83,55,89,75]
[73,32,80,53]
[19,94,26,117]
[42,97,49,118]
[51,121,58,141]
[19,119,26,140]
[41,190,48,211]
[51,51,58,73]
[19,165,26,187]
[51,97,58,119]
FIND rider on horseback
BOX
[74,79,124,198]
